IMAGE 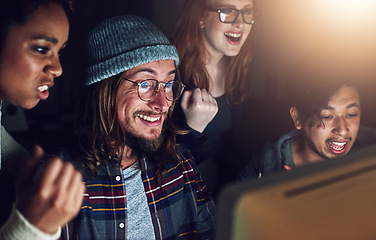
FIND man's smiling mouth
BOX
[137,113,161,122]
[327,140,349,154]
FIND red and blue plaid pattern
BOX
[60,145,215,240]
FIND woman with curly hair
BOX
[0,0,84,238]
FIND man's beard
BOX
[125,122,166,156]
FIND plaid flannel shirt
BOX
[60,145,215,240]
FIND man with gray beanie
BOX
[59,15,215,239]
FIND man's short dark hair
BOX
[287,57,358,125]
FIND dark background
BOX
[4,0,376,154]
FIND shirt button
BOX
[119,223,124,228]
[116,176,121,181]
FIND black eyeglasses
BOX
[209,8,255,24]
[123,78,185,102]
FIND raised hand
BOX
[180,88,218,133]
[15,146,85,234]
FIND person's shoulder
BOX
[58,148,100,179]
[277,129,300,145]
[170,144,198,172]
[262,130,297,156]
[59,149,81,168]
[259,129,298,173]
[175,144,194,161]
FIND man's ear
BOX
[290,107,302,130]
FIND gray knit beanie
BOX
[86,15,179,85]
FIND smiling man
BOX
[239,58,376,179]
[288,84,361,165]
[60,15,215,240]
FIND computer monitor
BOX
[216,145,376,240]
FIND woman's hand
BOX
[15,146,86,234]
[180,88,218,133]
